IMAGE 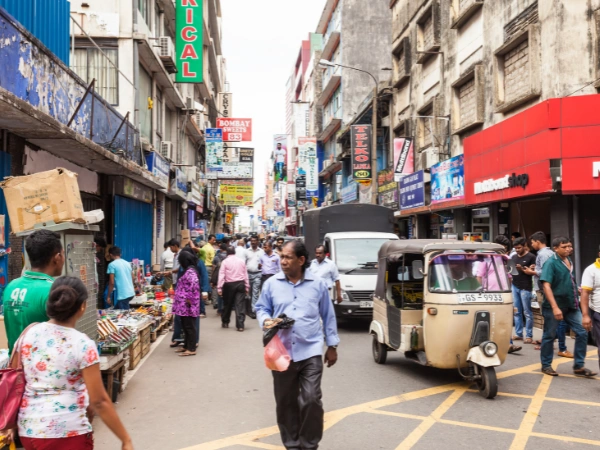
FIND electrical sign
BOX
[351,125,372,182]
[176,0,203,83]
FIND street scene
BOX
[1,0,600,450]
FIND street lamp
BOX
[319,59,379,205]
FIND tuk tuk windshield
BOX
[429,253,511,293]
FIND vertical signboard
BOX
[273,135,288,183]
[296,175,307,200]
[351,125,372,182]
[206,128,223,175]
[394,138,414,181]
[299,138,318,196]
[175,0,203,83]
[219,92,232,118]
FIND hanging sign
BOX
[296,175,307,201]
[206,128,223,173]
[299,138,318,195]
[220,148,254,179]
[216,118,252,142]
[394,138,414,181]
[351,125,372,182]
[175,0,203,83]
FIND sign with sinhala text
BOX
[175,0,203,83]
[351,125,372,182]
[220,182,254,207]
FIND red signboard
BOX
[351,125,372,182]
[216,118,252,142]
[562,157,600,194]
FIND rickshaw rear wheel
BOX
[476,366,498,399]
[372,335,388,364]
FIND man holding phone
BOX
[510,237,537,344]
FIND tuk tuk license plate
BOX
[458,294,503,304]
[359,301,373,308]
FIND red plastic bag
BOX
[264,334,291,372]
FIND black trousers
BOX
[272,356,324,450]
[180,316,197,352]
[261,274,274,289]
[222,280,246,329]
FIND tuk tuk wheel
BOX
[372,335,388,364]
[476,366,498,399]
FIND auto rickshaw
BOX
[370,240,515,399]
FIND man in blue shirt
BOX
[259,240,281,288]
[309,245,342,304]
[256,240,339,450]
[107,246,136,310]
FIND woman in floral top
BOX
[173,251,201,357]
[14,277,133,450]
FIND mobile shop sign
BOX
[394,138,414,181]
[220,148,254,179]
[474,173,529,195]
[430,154,465,204]
[377,168,398,209]
[216,118,252,142]
[400,171,425,210]
[206,128,223,172]
[351,125,372,182]
[175,0,203,83]
[296,175,307,201]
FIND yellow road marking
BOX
[530,432,600,446]
[438,418,516,435]
[239,443,285,450]
[546,396,600,407]
[394,388,466,449]
[466,389,533,399]
[365,409,428,421]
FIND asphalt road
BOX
[94,312,600,450]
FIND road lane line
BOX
[438,418,517,434]
[545,396,600,407]
[365,409,428,420]
[239,442,286,450]
[466,389,533,399]
[529,432,600,446]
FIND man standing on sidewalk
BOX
[581,245,600,371]
[259,240,281,288]
[203,234,217,306]
[244,235,265,315]
[256,240,339,450]
[107,247,136,310]
[309,245,343,304]
[510,237,537,345]
[539,237,596,377]
[218,246,250,331]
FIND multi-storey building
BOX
[391,0,600,279]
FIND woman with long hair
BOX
[173,251,201,357]
[14,277,133,449]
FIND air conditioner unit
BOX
[158,37,176,73]
[420,148,439,169]
[193,111,204,129]
[186,166,199,182]
[185,97,194,110]
[161,141,174,162]
[194,101,204,112]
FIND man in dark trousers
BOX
[256,240,340,450]
[217,246,249,331]
[510,237,537,344]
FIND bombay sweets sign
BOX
[176,0,203,83]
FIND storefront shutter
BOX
[114,195,153,268]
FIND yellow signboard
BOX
[220,184,254,206]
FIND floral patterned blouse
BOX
[18,322,99,439]
[172,268,200,317]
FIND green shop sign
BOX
[175,0,203,83]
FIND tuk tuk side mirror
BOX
[412,260,424,280]
[506,259,519,276]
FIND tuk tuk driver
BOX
[431,255,480,291]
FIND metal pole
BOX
[573,196,582,284]
[370,85,378,205]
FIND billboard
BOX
[216,118,252,142]
[377,168,398,209]
[220,147,254,179]
[430,155,465,204]
[273,135,288,183]
[206,128,223,174]
[175,0,203,83]
[394,138,414,181]
[220,181,254,206]
[400,171,425,210]
[299,137,318,196]
[351,125,372,182]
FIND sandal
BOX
[512,336,523,341]
[508,344,522,353]
[534,345,541,351]
[574,367,598,378]
[179,351,196,357]
[174,348,187,353]
[542,366,559,376]
[524,338,533,344]
[170,342,181,348]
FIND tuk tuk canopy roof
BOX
[378,240,505,263]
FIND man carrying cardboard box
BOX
[3,230,65,355]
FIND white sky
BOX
[221,0,326,199]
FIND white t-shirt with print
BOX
[18,322,100,439]
[582,260,600,313]
[274,148,286,163]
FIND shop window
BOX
[416,1,441,64]
[71,41,119,106]
[451,65,484,135]
[493,24,541,114]
[392,36,411,88]
[138,0,150,28]
[450,0,484,29]
[417,104,434,152]
[139,66,153,141]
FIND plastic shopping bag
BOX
[264,334,291,372]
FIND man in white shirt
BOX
[309,245,342,304]
[581,245,600,370]
[235,239,247,260]
[160,242,175,289]
[244,235,265,315]
[273,143,286,178]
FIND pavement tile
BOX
[545,374,600,403]
[492,373,542,396]
[413,422,514,450]
[377,391,453,417]
[442,391,531,430]
[533,401,600,442]
[526,436,599,449]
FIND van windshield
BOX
[334,238,392,272]
[429,253,511,293]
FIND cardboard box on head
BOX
[181,229,191,248]
[0,168,85,233]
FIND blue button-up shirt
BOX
[309,258,340,289]
[256,269,340,362]
[260,252,281,275]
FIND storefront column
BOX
[550,196,573,243]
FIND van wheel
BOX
[476,366,498,399]
[372,335,387,364]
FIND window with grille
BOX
[71,44,119,106]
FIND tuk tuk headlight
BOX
[480,341,498,357]
[341,290,350,302]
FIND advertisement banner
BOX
[377,168,399,209]
[299,137,318,196]
[430,155,465,204]
[272,135,288,183]
[175,0,203,83]
[220,181,254,207]
[206,128,223,173]
[218,92,232,118]
[219,147,254,179]
[216,118,252,142]
[400,171,425,210]
[359,181,372,204]
[144,151,170,189]
[393,138,414,181]
[295,175,307,201]
[170,167,188,200]
[351,125,372,182]
[287,189,296,208]
[342,179,358,204]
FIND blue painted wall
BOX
[114,196,153,267]
[0,0,70,65]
